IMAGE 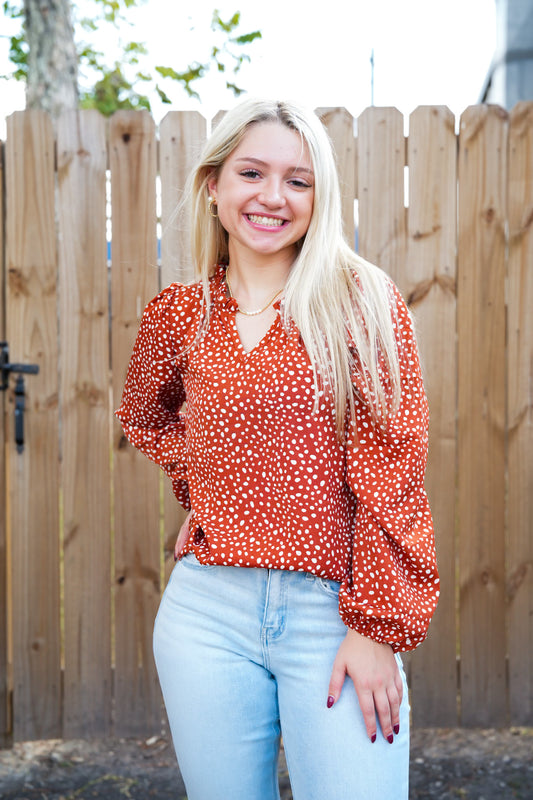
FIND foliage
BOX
[1,0,261,113]
[2,0,27,81]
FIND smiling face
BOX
[207,121,315,268]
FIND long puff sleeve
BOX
[115,283,200,509]
[340,284,439,651]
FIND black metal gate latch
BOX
[0,341,40,453]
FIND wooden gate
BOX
[1,104,532,745]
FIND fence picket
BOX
[110,111,161,736]
[317,107,357,247]
[0,138,8,747]
[57,110,112,737]
[159,111,207,583]
[406,106,458,726]
[5,111,61,740]
[507,101,533,724]
[357,106,407,284]
[457,105,508,726]
[160,110,207,287]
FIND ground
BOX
[0,728,532,799]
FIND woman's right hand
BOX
[174,511,193,561]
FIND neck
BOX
[226,245,293,302]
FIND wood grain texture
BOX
[457,105,507,726]
[159,111,206,585]
[407,107,458,726]
[110,111,161,736]
[0,137,9,747]
[357,107,407,286]
[507,101,533,724]
[5,111,61,741]
[316,107,357,248]
[57,110,112,737]
[159,110,206,286]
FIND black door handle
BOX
[1,341,40,453]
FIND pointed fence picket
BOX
[5,111,62,741]
[457,105,508,726]
[507,102,533,725]
[57,110,112,738]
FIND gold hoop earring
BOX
[208,196,218,218]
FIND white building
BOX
[480,0,533,106]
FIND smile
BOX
[246,214,287,227]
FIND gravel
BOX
[0,728,531,799]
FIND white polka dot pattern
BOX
[116,266,439,652]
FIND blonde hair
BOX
[185,98,401,438]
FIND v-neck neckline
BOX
[213,265,284,356]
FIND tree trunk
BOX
[24,0,79,116]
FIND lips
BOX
[246,213,287,227]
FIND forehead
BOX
[227,121,312,167]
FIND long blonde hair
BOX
[185,98,401,438]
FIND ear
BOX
[207,171,218,199]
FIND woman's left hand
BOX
[327,628,403,743]
[174,510,193,561]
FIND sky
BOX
[0,0,497,136]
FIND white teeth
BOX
[247,214,285,227]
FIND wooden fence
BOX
[0,104,532,745]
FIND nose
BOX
[258,177,286,208]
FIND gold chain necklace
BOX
[225,270,283,317]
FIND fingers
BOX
[174,512,192,560]
[328,652,380,740]
[385,659,404,738]
[357,685,380,743]
[394,665,404,706]
[375,681,401,743]
[328,630,403,744]
[354,672,402,744]
[327,657,347,709]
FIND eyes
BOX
[239,168,313,190]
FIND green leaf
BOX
[233,31,262,45]
[156,63,206,83]
[154,65,180,81]
[124,41,148,55]
[1,32,28,80]
[3,1,23,19]
[78,44,105,67]
[226,81,245,96]
[155,84,172,104]
[79,64,152,115]
[212,10,241,33]
[79,18,98,32]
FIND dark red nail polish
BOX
[393,724,400,735]
[387,734,394,744]
[327,695,335,708]
[371,733,377,743]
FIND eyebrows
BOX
[234,156,314,176]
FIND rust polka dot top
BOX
[116,265,439,652]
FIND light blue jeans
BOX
[153,553,410,800]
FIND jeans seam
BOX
[261,570,272,670]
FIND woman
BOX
[116,98,439,800]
